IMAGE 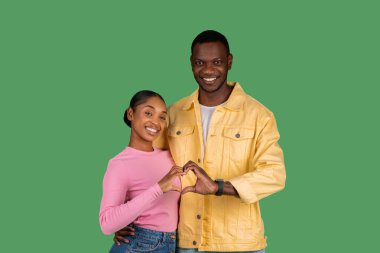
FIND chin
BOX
[200,84,223,93]
[145,134,159,142]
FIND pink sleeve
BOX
[99,159,163,235]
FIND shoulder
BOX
[244,94,275,121]
[167,94,195,125]
[106,148,131,171]
[168,95,191,112]
[230,82,275,121]
[237,93,280,137]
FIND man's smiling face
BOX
[190,41,232,94]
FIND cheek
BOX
[218,68,228,76]
[134,116,147,125]
[192,67,201,75]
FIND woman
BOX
[99,90,182,252]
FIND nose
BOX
[151,116,160,127]
[202,63,215,75]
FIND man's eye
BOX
[214,60,222,65]
[195,60,203,66]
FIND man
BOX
[115,30,286,252]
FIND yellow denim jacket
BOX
[155,82,286,251]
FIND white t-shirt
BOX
[200,104,216,147]
[200,102,226,159]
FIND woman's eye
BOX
[160,116,166,121]
[145,111,153,117]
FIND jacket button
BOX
[235,133,240,138]
[176,131,181,135]
[197,158,201,163]
[197,214,201,219]
[193,241,197,245]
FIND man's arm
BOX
[113,226,135,245]
[229,112,286,204]
[182,112,286,204]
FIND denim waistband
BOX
[131,224,176,241]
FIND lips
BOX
[145,126,160,135]
[201,76,218,84]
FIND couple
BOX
[99,30,286,253]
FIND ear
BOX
[227,53,233,70]
[127,107,134,122]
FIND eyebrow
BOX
[194,57,223,61]
[143,105,167,114]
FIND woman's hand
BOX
[158,165,183,193]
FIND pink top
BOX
[99,147,180,235]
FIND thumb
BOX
[171,185,182,192]
[182,185,196,195]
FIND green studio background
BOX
[1,0,379,252]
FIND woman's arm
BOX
[99,160,183,235]
[99,159,163,235]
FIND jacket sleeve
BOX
[229,112,286,204]
[99,160,163,235]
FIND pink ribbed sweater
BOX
[99,147,180,235]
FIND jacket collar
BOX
[181,82,246,111]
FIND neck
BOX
[198,83,233,106]
[128,138,154,152]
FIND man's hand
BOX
[113,226,135,246]
[182,161,218,195]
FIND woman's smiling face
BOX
[128,96,167,148]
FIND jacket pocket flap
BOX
[223,127,255,140]
[168,125,195,137]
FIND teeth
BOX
[203,77,216,82]
[146,127,158,133]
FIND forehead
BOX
[192,42,229,58]
[138,96,166,110]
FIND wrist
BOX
[212,181,218,194]
[158,182,165,192]
[214,179,224,196]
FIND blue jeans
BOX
[109,225,176,253]
[176,248,265,253]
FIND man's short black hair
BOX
[191,30,230,54]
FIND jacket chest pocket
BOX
[168,125,195,165]
[222,127,255,169]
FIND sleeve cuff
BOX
[229,176,258,204]
[151,183,164,197]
